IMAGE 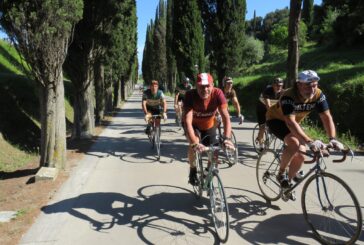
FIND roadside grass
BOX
[0,40,74,172]
[235,42,364,148]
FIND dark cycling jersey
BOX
[184,87,227,131]
[142,89,165,112]
[266,87,329,123]
[259,85,282,105]
[175,83,193,101]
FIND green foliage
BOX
[302,0,314,27]
[173,0,205,80]
[241,36,264,68]
[268,21,307,49]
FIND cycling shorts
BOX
[266,119,290,141]
[256,101,267,125]
[193,126,219,146]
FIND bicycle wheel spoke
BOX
[302,172,362,244]
[256,150,282,201]
[209,173,229,243]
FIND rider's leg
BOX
[257,124,266,143]
[281,134,302,174]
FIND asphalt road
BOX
[20,91,364,245]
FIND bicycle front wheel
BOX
[154,126,161,159]
[302,172,362,245]
[252,123,268,153]
[224,131,239,166]
[256,150,282,201]
[209,171,229,243]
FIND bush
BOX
[241,36,264,68]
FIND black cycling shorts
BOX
[256,102,267,125]
[147,107,161,115]
[266,119,290,141]
[193,126,219,146]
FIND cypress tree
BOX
[302,0,314,28]
[173,0,205,80]
[215,0,246,85]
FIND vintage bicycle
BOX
[256,144,362,245]
[146,114,163,160]
[192,142,231,243]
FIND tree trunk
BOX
[287,0,303,87]
[72,70,95,139]
[39,72,67,168]
[121,77,126,101]
[113,80,121,108]
[105,82,113,113]
[94,59,105,125]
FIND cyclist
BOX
[142,80,167,134]
[183,73,234,185]
[174,77,193,124]
[266,70,344,188]
[222,76,244,124]
[255,77,284,151]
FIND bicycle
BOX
[146,114,162,160]
[252,123,283,153]
[256,144,362,245]
[192,143,230,243]
[216,115,238,166]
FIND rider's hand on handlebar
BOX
[223,139,235,151]
[144,114,150,123]
[163,112,167,121]
[192,143,206,153]
[307,140,325,152]
[329,138,344,151]
[238,114,244,125]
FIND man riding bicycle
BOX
[142,80,167,134]
[255,77,284,151]
[174,77,193,124]
[183,73,234,185]
[222,76,244,125]
[266,70,344,188]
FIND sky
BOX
[136,0,322,69]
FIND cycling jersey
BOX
[266,87,329,123]
[184,87,227,131]
[175,83,193,101]
[142,89,165,112]
[259,85,282,105]
[224,88,237,104]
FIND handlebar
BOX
[302,144,353,164]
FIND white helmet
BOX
[297,70,320,83]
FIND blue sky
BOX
[136,0,322,69]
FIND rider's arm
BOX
[162,98,167,113]
[142,100,148,114]
[264,98,271,109]
[218,105,232,139]
[184,109,199,145]
[232,96,241,116]
[174,93,179,106]
[283,115,313,144]
[319,110,336,139]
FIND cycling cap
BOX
[273,77,283,84]
[223,76,233,84]
[297,70,320,83]
[196,73,213,85]
[151,80,158,85]
[184,77,190,82]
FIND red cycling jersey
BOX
[184,87,227,130]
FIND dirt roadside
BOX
[0,121,110,245]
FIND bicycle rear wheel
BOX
[302,172,362,245]
[224,131,239,166]
[209,171,229,243]
[256,150,282,201]
[154,126,161,159]
[252,123,268,153]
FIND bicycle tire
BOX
[301,172,362,245]
[224,131,239,166]
[155,126,161,159]
[256,149,282,201]
[209,171,229,243]
[252,123,268,153]
[192,152,204,199]
[149,127,155,149]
